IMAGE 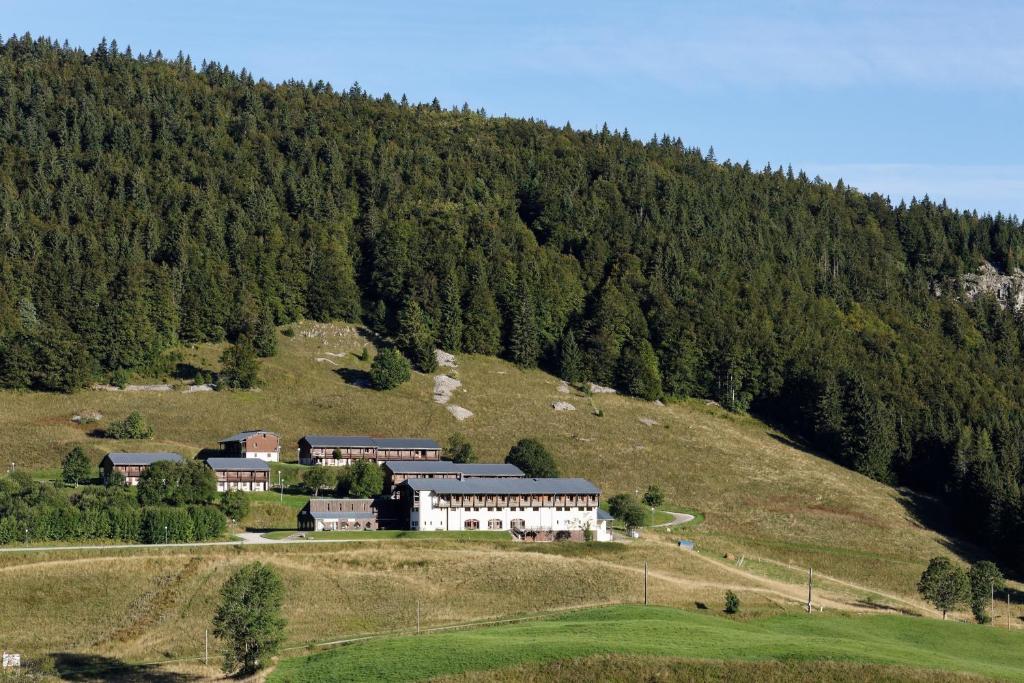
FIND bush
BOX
[61,446,92,486]
[110,368,130,388]
[221,489,250,521]
[337,460,384,498]
[189,505,227,539]
[219,340,260,389]
[642,485,664,508]
[444,432,476,463]
[608,493,646,530]
[106,411,153,439]
[724,590,740,614]
[140,506,195,543]
[505,438,559,478]
[281,327,295,337]
[137,460,217,506]
[370,348,411,390]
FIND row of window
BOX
[463,519,527,530]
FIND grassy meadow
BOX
[270,604,1024,682]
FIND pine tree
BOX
[617,337,662,400]
[559,330,585,384]
[397,300,436,373]
[840,378,896,482]
[461,255,502,355]
[438,269,463,352]
[219,339,260,389]
[509,279,539,367]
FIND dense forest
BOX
[2,35,1024,570]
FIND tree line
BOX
[1,35,1024,571]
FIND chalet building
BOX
[298,497,384,531]
[204,457,270,492]
[100,452,182,485]
[218,430,280,462]
[382,461,525,497]
[298,436,441,466]
[402,477,612,542]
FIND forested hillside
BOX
[1,35,1023,570]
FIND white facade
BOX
[409,488,612,541]
[242,449,279,463]
[216,480,268,492]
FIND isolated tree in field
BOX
[724,590,740,614]
[444,432,476,464]
[220,489,250,521]
[505,438,559,478]
[370,347,411,390]
[607,493,647,530]
[106,411,153,439]
[968,560,1005,624]
[643,485,664,508]
[917,556,970,619]
[61,446,91,487]
[338,460,384,498]
[212,561,286,674]
[302,466,333,496]
[219,339,260,389]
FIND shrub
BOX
[505,438,559,478]
[110,368,130,389]
[140,506,195,543]
[61,446,92,486]
[218,340,260,389]
[968,560,1005,624]
[189,505,227,540]
[642,485,664,508]
[106,411,153,439]
[725,590,740,614]
[281,327,295,337]
[220,489,250,521]
[444,432,476,463]
[370,348,411,390]
[338,460,384,498]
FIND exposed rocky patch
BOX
[639,417,658,426]
[435,349,457,368]
[589,382,616,394]
[433,375,462,404]
[557,382,571,394]
[447,405,473,421]
[952,261,1024,310]
[92,384,173,392]
[552,401,576,411]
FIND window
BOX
[464,519,480,530]
[488,519,503,530]
[510,518,526,530]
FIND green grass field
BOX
[269,605,1024,682]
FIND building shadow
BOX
[51,652,201,683]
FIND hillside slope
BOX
[0,322,989,595]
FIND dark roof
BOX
[597,509,614,521]
[300,435,377,449]
[219,430,278,444]
[103,452,182,466]
[300,436,441,450]
[204,457,270,472]
[404,477,601,495]
[384,461,524,476]
[373,438,441,450]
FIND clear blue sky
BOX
[3,0,1023,216]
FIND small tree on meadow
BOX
[968,560,1005,624]
[212,561,286,675]
[106,411,153,439]
[607,493,646,530]
[370,348,411,390]
[302,466,333,496]
[61,446,91,487]
[724,590,740,614]
[643,485,664,508]
[917,556,970,620]
[505,438,559,478]
[444,432,476,463]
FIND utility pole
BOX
[279,471,283,503]
[416,600,421,634]
[643,560,648,606]
[1009,593,1012,631]
[807,567,813,613]
[204,629,209,666]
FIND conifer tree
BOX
[559,330,585,384]
[438,269,463,352]
[617,337,662,400]
[509,279,539,367]
[397,300,437,373]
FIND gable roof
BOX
[103,452,182,466]
[384,461,524,476]
[300,436,441,450]
[404,477,600,496]
[204,457,271,472]
[219,430,278,444]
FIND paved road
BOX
[650,511,695,527]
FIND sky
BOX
[3,0,1023,216]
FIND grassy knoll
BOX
[0,320,982,598]
[269,605,1024,682]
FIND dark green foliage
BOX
[137,460,217,506]
[917,556,970,619]
[106,411,153,440]
[61,446,91,486]
[302,466,334,496]
[220,489,250,521]
[213,562,286,674]
[505,438,559,478]
[0,36,1023,571]
[607,493,646,529]
[724,590,740,614]
[219,339,261,389]
[617,337,663,400]
[558,330,585,384]
[370,347,411,389]
[643,485,664,508]
[337,460,384,498]
[397,301,437,373]
[444,433,476,463]
[968,560,1004,624]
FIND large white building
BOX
[402,477,612,542]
